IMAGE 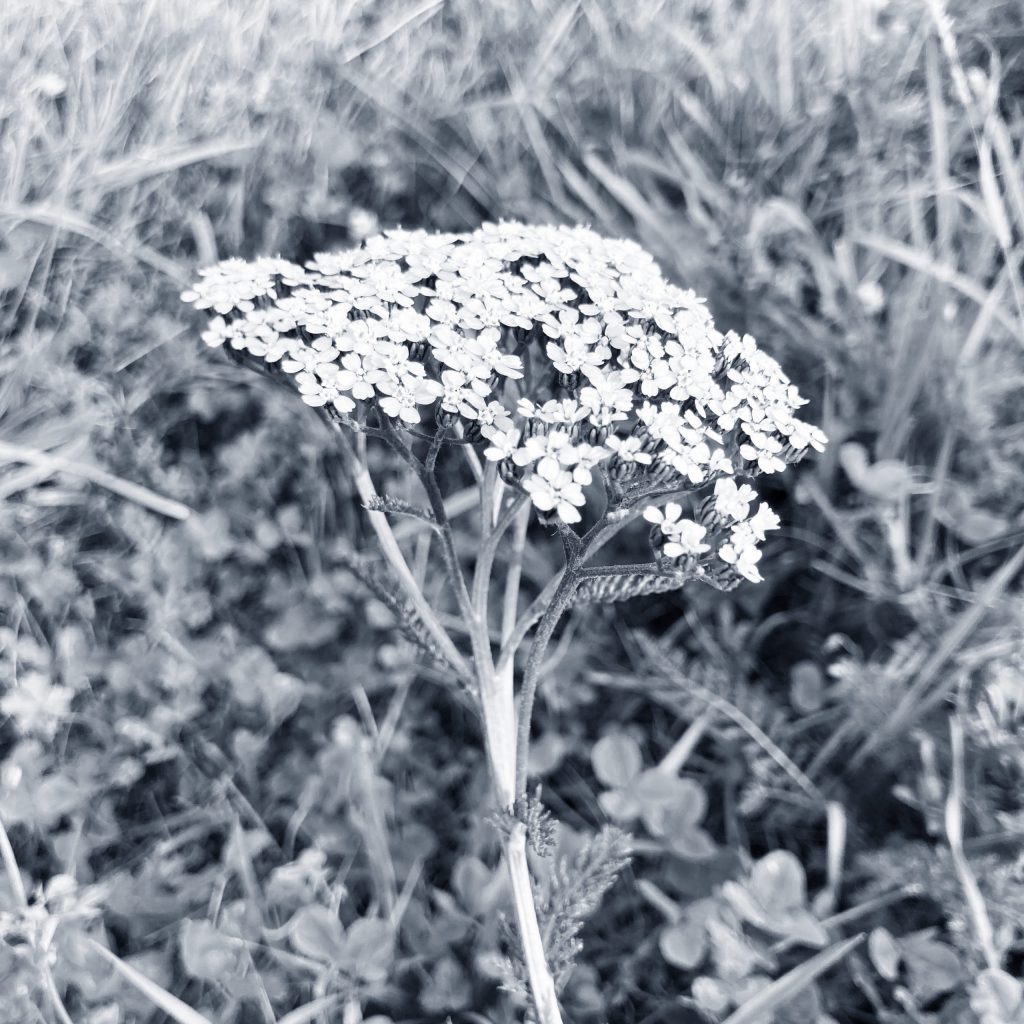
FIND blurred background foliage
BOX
[1,0,1023,1021]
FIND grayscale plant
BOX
[183,221,826,1023]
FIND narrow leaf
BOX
[275,996,343,1024]
[86,939,214,1024]
[721,933,865,1024]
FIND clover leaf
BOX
[179,919,246,984]
[593,734,716,859]
[971,969,1024,1024]
[289,904,347,964]
[721,851,828,947]
[287,906,394,983]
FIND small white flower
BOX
[281,341,339,375]
[186,221,824,558]
[606,435,652,465]
[386,307,432,343]
[181,257,284,314]
[579,366,639,416]
[519,397,586,426]
[425,298,460,325]
[739,426,787,474]
[429,325,474,371]
[663,520,710,559]
[468,398,514,431]
[200,316,233,348]
[747,503,781,541]
[482,425,522,462]
[438,369,489,416]
[540,307,581,340]
[714,478,757,521]
[719,533,764,582]
[663,443,711,485]
[377,375,442,424]
[512,431,574,468]
[523,458,586,524]
[643,501,684,529]
[471,328,523,379]
[786,419,828,453]
[294,371,338,408]
[335,353,385,400]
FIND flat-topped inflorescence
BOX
[183,222,825,586]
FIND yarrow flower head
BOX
[184,222,825,588]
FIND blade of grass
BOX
[0,202,188,284]
[977,130,1013,251]
[524,0,579,91]
[1,814,74,1024]
[945,715,999,970]
[0,811,28,909]
[0,440,193,520]
[582,152,678,256]
[90,138,256,191]
[722,934,865,1024]
[343,0,443,63]
[276,996,343,1024]
[851,540,1024,767]
[987,113,1024,234]
[925,36,955,263]
[86,938,214,1024]
[656,708,714,775]
[856,233,1020,338]
[821,801,847,916]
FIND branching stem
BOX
[514,559,582,802]
[335,431,469,680]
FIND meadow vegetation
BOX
[1,1,1023,1021]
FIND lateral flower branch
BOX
[183,222,826,1024]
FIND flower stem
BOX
[504,821,563,1024]
[474,494,561,1023]
[335,431,470,680]
[514,562,581,802]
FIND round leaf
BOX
[659,919,707,969]
[598,787,641,822]
[749,850,807,914]
[592,733,642,789]
[867,927,901,981]
[971,968,1024,1024]
[790,661,825,713]
[341,918,394,982]
[900,932,962,1004]
[692,976,732,1015]
[289,905,347,964]
[179,920,243,982]
[666,822,717,861]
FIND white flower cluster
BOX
[641,479,782,582]
[183,222,825,584]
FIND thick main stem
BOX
[472,496,562,1024]
[478,670,562,1024]
[361,426,566,1023]
[504,821,562,1024]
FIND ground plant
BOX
[181,221,826,1021]
[0,1,1023,1023]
